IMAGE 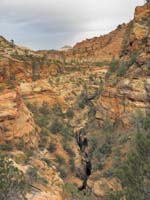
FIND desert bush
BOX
[0,156,28,200]
[95,61,109,67]
[16,138,25,150]
[63,183,94,200]
[66,108,74,119]
[103,168,114,178]
[102,117,114,133]
[49,120,64,134]
[126,50,141,67]
[27,166,48,185]
[69,158,75,173]
[63,142,75,157]
[39,102,49,115]
[133,110,150,132]
[35,115,49,127]
[56,154,66,165]
[88,106,97,119]
[107,192,123,200]
[59,167,67,179]
[117,130,150,200]
[27,166,38,182]
[0,85,4,92]
[117,63,129,77]
[78,91,89,108]
[0,142,13,151]
[48,141,57,153]
[109,59,120,73]
[6,79,16,89]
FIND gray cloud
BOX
[0,0,144,50]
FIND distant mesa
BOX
[59,45,72,52]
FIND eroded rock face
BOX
[0,89,38,147]
[121,3,150,55]
[65,24,127,63]
[27,192,63,200]
[19,79,65,106]
[0,2,149,200]
[96,77,150,127]
[88,178,122,197]
[26,159,63,200]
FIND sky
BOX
[0,0,144,50]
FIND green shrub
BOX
[27,166,48,185]
[117,63,128,77]
[63,183,94,200]
[48,142,57,153]
[26,102,38,114]
[49,120,64,134]
[95,61,109,67]
[117,131,150,200]
[69,158,75,173]
[88,106,97,118]
[102,117,114,133]
[133,110,150,132]
[59,167,67,179]
[56,154,66,165]
[35,115,49,127]
[17,138,25,150]
[27,167,38,182]
[24,149,33,163]
[39,128,50,138]
[109,60,120,73]
[89,136,98,151]
[141,116,150,130]
[126,50,141,67]
[0,85,4,92]
[6,79,16,89]
[107,191,123,200]
[103,168,114,178]
[94,162,104,171]
[38,139,46,150]
[0,142,13,151]
[39,102,49,115]
[63,142,75,157]
[0,156,28,199]
[66,108,74,119]
[98,143,112,156]
[146,58,150,69]
[78,92,89,108]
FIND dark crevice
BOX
[75,128,92,191]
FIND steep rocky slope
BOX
[65,24,127,63]
[0,2,150,200]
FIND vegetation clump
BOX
[0,155,28,200]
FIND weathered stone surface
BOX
[88,178,122,197]
[0,2,149,199]
[0,90,38,147]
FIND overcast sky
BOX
[0,0,144,50]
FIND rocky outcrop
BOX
[88,178,122,197]
[0,2,150,200]
[59,45,72,52]
[96,77,150,127]
[19,79,65,107]
[0,89,38,147]
[26,159,63,200]
[95,2,150,127]
[64,24,127,63]
[121,3,150,56]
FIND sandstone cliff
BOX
[0,2,150,200]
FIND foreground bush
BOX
[0,156,28,200]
